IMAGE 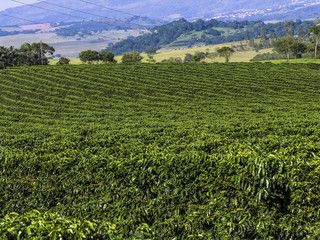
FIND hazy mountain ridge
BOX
[0,0,319,27]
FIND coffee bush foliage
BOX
[1,63,320,238]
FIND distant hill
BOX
[1,0,319,27]
[106,18,314,55]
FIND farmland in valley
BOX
[1,63,320,239]
[0,29,147,58]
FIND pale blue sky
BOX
[0,0,38,11]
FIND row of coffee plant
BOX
[1,63,320,238]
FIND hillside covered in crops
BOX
[1,63,320,239]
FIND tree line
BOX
[252,24,320,61]
[161,47,235,63]
[0,42,55,69]
[78,50,144,64]
[1,21,320,68]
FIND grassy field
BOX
[147,46,272,63]
[213,27,244,36]
[166,27,245,48]
[1,63,320,238]
[50,57,83,65]
[49,43,273,64]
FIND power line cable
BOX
[0,12,118,40]
[0,12,132,57]
[0,13,39,24]
[1,2,155,53]
[11,0,148,29]
[11,0,112,27]
[35,0,151,28]
[0,12,152,55]
[78,0,166,25]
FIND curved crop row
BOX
[1,63,320,239]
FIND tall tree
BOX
[31,42,55,65]
[272,37,295,61]
[260,27,267,41]
[217,46,235,63]
[1,42,55,68]
[0,46,18,69]
[245,30,249,45]
[19,43,34,66]
[309,25,320,58]
[272,37,306,61]
[19,42,55,66]
[291,41,307,58]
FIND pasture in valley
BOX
[0,29,147,58]
[49,45,273,64]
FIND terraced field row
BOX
[1,63,320,239]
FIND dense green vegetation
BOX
[0,43,55,69]
[251,24,320,62]
[78,50,117,64]
[250,52,287,61]
[106,18,314,55]
[56,57,71,65]
[1,63,320,238]
[121,51,143,63]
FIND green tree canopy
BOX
[19,42,55,66]
[184,53,193,62]
[290,41,307,59]
[217,46,235,63]
[19,43,34,65]
[56,57,70,65]
[272,37,295,61]
[0,42,55,69]
[192,54,201,62]
[79,50,100,64]
[121,51,143,63]
[309,25,320,58]
[0,46,19,69]
[99,51,117,63]
[272,37,306,61]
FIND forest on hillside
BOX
[106,18,314,55]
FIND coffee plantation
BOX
[1,63,320,239]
